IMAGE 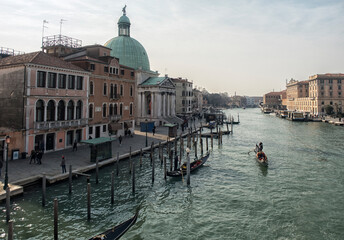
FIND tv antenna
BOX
[41,20,49,49]
[60,19,67,35]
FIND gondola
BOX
[167,152,210,177]
[89,210,139,240]
[254,148,268,167]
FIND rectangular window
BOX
[131,71,134,77]
[103,125,106,132]
[115,68,119,75]
[320,80,324,84]
[90,64,95,71]
[339,85,342,90]
[68,75,75,89]
[76,76,83,90]
[120,85,123,96]
[37,71,46,87]
[329,79,333,84]
[58,74,66,89]
[120,69,125,75]
[338,79,342,84]
[48,72,57,88]
[104,66,109,73]
[89,126,93,134]
[339,92,342,96]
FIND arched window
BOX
[114,104,118,115]
[109,104,113,116]
[114,84,118,98]
[120,103,123,116]
[36,100,45,122]
[130,85,133,97]
[67,100,74,120]
[90,81,94,95]
[120,85,123,96]
[76,100,82,119]
[89,104,93,119]
[103,103,107,117]
[47,100,55,121]
[57,100,65,121]
[110,84,114,98]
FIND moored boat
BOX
[89,210,139,240]
[167,152,210,177]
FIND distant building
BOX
[245,96,262,107]
[171,77,193,116]
[286,74,344,115]
[192,88,203,114]
[0,51,89,158]
[263,91,283,109]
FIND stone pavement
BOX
[1,120,203,188]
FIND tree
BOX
[325,105,334,115]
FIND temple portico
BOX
[137,76,180,126]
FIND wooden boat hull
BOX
[254,149,268,167]
[167,152,210,177]
[89,210,139,240]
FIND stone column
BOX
[138,92,142,117]
[172,94,176,116]
[163,93,166,117]
[157,93,162,117]
[151,92,154,118]
[142,93,146,119]
[167,93,170,116]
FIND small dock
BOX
[0,183,23,201]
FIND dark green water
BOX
[1,108,344,239]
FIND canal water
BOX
[1,108,344,239]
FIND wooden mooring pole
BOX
[42,174,46,207]
[116,152,119,176]
[187,154,191,186]
[54,198,58,240]
[132,162,135,193]
[87,183,91,220]
[129,146,132,174]
[211,134,213,149]
[111,171,114,204]
[6,187,10,222]
[8,220,13,240]
[152,153,155,184]
[163,157,167,180]
[96,159,99,184]
[69,165,72,194]
[206,136,209,152]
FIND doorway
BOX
[35,135,44,151]
[46,133,55,151]
[96,126,100,138]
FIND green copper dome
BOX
[104,7,150,71]
[105,36,150,71]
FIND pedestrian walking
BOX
[119,135,123,146]
[152,126,156,136]
[29,149,36,164]
[37,150,43,165]
[73,139,78,151]
[60,155,66,173]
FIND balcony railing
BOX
[110,115,122,121]
[110,94,121,100]
[35,118,88,130]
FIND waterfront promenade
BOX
[0,122,202,192]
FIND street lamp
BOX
[145,119,148,147]
[3,136,10,190]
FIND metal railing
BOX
[34,118,88,130]
[110,115,121,121]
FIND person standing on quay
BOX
[73,139,77,151]
[119,135,123,146]
[61,155,66,173]
[29,149,36,164]
[152,125,156,136]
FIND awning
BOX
[80,137,116,145]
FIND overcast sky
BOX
[2,0,344,96]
